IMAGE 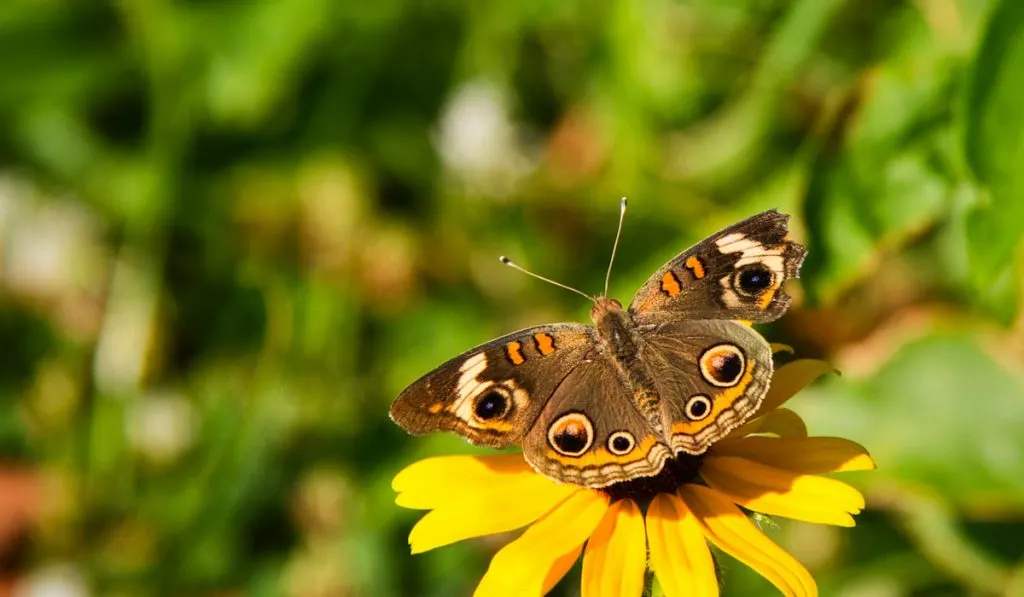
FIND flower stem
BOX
[642,566,656,597]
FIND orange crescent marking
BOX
[757,287,777,309]
[685,256,706,279]
[428,403,444,414]
[476,420,515,432]
[671,363,756,435]
[506,341,526,365]
[660,271,682,296]
[545,435,659,467]
[534,332,556,355]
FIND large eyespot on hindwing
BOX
[606,431,636,455]
[699,344,746,388]
[547,412,594,457]
[733,263,776,297]
[685,394,713,421]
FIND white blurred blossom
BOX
[92,249,160,395]
[0,172,108,340]
[127,390,197,465]
[435,80,537,196]
[13,564,91,597]
[0,173,106,302]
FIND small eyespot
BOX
[685,395,712,421]
[548,412,594,457]
[607,431,636,455]
[699,344,746,387]
[473,390,510,421]
[735,265,775,296]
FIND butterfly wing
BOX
[389,324,594,448]
[628,209,806,323]
[639,317,773,455]
[521,359,672,488]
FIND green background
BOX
[1,0,1023,595]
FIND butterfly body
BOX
[391,210,806,488]
[588,297,664,433]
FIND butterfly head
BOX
[591,296,636,358]
[590,296,623,321]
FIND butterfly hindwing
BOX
[628,210,806,323]
[638,317,774,454]
[389,324,594,448]
[521,359,672,488]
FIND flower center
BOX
[601,453,705,503]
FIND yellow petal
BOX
[582,499,647,597]
[408,483,579,553]
[543,545,584,595]
[702,456,865,526]
[647,493,718,597]
[770,343,795,355]
[394,453,538,508]
[680,485,817,597]
[726,408,808,440]
[759,360,836,415]
[755,408,809,438]
[474,489,610,597]
[396,454,582,553]
[713,437,875,474]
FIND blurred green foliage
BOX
[1,0,1023,595]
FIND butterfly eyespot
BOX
[548,412,594,457]
[734,264,775,296]
[699,344,746,387]
[473,389,511,421]
[685,395,712,420]
[607,431,636,455]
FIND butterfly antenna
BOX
[604,197,627,297]
[499,256,595,302]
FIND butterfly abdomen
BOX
[632,387,664,433]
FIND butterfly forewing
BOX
[629,210,806,323]
[389,324,594,448]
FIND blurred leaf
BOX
[891,487,1012,595]
[964,0,1024,322]
[665,0,846,184]
[795,333,1024,510]
[806,8,958,304]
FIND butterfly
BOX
[390,205,806,489]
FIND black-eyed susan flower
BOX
[393,359,875,597]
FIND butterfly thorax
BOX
[590,296,665,433]
[590,297,637,359]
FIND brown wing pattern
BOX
[522,359,672,488]
[638,318,774,455]
[628,210,806,323]
[389,324,594,448]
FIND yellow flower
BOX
[392,359,875,597]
